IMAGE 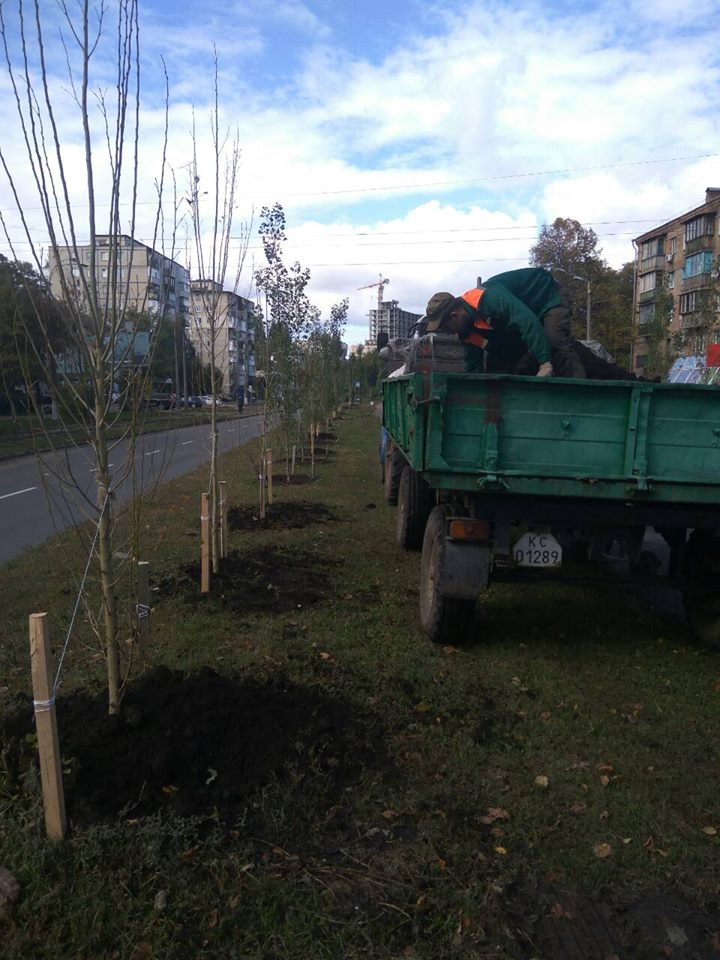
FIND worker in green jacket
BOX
[425,267,585,378]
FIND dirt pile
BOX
[228,500,337,531]
[1,667,385,827]
[155,544,339,614]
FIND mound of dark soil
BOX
[155,545,338,614]
[507,880,720,960]
[228,500,336,531]
[1,667,386,827]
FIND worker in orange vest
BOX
[424,267,585,378]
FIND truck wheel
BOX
[383,443,404,505]
[396,466,433,550]
[683,531,720,650]
[420,506,475,644]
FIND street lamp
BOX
[551,266,591,341]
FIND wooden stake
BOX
[291,444,296,476]
[29,613,67,841]
[137,561,150,656]
[201,492,210,593]
[266,449,273,505]
[219,480,228,558]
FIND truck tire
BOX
[396,466,433,550]
[383,443,404,505]
[682,531,720,650]
[420,506,475,644]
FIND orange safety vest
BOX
[458,288,491,350]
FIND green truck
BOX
[382,361,720,647]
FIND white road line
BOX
[181,440,194,445]
[0,486,37,501]
[145,449,161,456]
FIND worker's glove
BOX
[536,362,554,378]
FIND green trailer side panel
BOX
[382,375,425,470]
[383,372,720,506]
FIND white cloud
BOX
[1,0,719,345]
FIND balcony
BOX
[680,314,705,329]
[681,274,710,293]
[639,254,666,272]
[638,289,657,303]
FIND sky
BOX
[0,0,719,346]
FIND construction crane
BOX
[357,274,389,314]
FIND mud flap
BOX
[441,541,491,599]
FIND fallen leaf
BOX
[667,925,688,947]
[593,842,612,859]
[382,809,399,820]
[207,909,219,929]
[621,837,633,845]
[703,826,718,836]
[540,711,552,722]
[597,763,614,774]
[600,775,610,787]
[443,645,460,655]
[479,807,510,825]
[494,846,507,855]
[490,827,505,838]
[161,784,178,795]
[535,775,549,789]
[319,651,333,661]
[550,902,574,920]
[600,810,609,821]
[436,858,447,871]
[569,802,587,816]
[414,702,431,714]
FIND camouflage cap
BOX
[425,292,457,331]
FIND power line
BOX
[3,152,716,213]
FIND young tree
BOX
[187,57,249,573]
[255,204,316,496]
[0,0,169,712]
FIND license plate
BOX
[513,533,563,568]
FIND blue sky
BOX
[1,0,719,344]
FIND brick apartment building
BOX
[48,234,190,322]
[187,280,256,399]
[633,188,720,373]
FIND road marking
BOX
[0,486,37,501]
[181,440,194,445]
[145,449,161,456]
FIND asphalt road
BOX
[0,413,264,565]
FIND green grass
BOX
[0,409,718,959]
[0,406,256,459]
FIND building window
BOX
[639,272,657,293]
[680,291,698,314]
[683,250,713,279]
[639,302,655,325]
[667,271,675,289]
[640,237,665,260]
[685,215,715,243]
[669,236,676,254]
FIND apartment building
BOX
[633,188,720,373]
[187,280,256,398]
[369,299,422,341]
[48,234,190,323]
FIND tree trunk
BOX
[94,375,120,714]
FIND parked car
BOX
[199,395,223,406]
[179,395,202,408]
